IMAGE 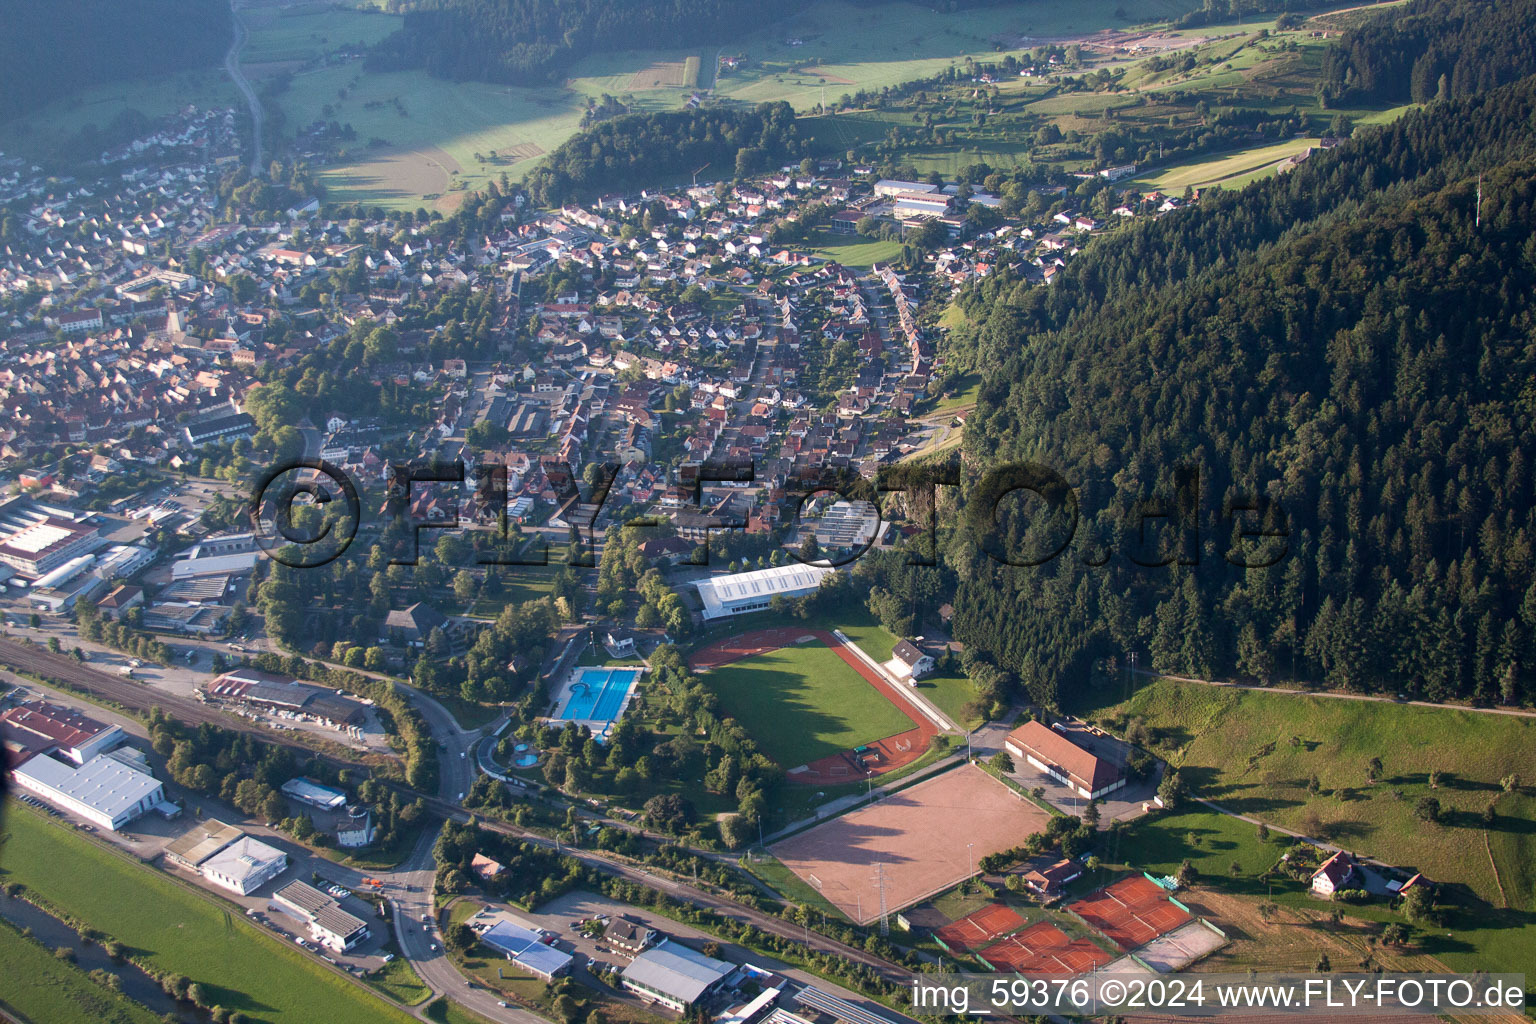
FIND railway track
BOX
[0,639,918,998]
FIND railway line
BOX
[0,638,918,1000]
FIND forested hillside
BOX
[944,72,1536,709]
[1319,0,1536,105]
[523,103,805,204]
[0,0,227,122]
[369,0,804,84]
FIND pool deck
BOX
[545,663,647,737]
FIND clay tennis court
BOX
[771,764,1050,925]
[977,921,1116,975]
[1067,875,1193,952]
[689,627,936,782]
[932,902,1026,953]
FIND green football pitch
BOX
[702,642,912,768]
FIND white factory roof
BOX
[622,939,734,1004]
[14,753,161,818]
[5,521,73,554]
[695,563,834,618]
[201,836,287,885]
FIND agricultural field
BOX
[0,917,161,1024]
[1079,680,1536,941]
[701,640,913,768]
[0,806,417,1024]
[1127,137,1320,191]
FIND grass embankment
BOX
[0,916,162,1024]
[0,805,417,1024]
[1078,679,1536,979]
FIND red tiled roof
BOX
[1006,720,1121,793]
[0,700,110,753]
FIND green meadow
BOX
[0,805,417,1024]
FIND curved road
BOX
[225,0,264,175]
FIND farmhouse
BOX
[472,853,506,881]
[1004,720,1126,800]
[11,752,166,831]
[274,880,370,952]
[695,563,834,620]
[603,917,659,956]
[621,939,735,1011]
[1310,851,1358,897]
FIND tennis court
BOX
[976,921,1116,975]
[1131,919,1227,972]
[772,764,1050,925]
[1067,875,1193,952]
[932,903,1026,953]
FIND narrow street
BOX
[225,0,264,175]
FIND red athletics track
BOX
[688,627,937,784]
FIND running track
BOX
[689,627,936,784]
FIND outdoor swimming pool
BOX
[559,667,642,723]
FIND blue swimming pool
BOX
[559,667,642,722]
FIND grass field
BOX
[1128,137,1321,191]
[793,229,904,269]
[365,951,432,1006]
[1080,679,1536,913]
[0,916,161,1024]
[0,805,417,1024]
[702,641,913,767]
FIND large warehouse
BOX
[695,564,834,621]
[1,700,124,766]
[206,669,368,729]
[12,753,165,831]
[621,939,736,1011]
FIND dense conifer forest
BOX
[368,0,804,84]
[1319,0,1536,105]
[523,102,806,204]
[942,65,1536,709]
[0,0,227,122]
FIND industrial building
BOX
[11,753,166,831]
[171,532,258,580]
[164,819,246,870]
[206,669,369,730]
[199,836,289,895]
[694,563,834,621]
[620,939,736,1011]
[273,881,370,952]
[280,776,348,810]
[478,920,573,980]
[1,700,125,767]
[0,517,101,578]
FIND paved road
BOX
[225,0,264,175]
[1139,668,1536,719]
